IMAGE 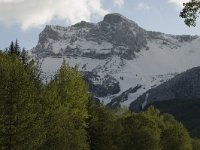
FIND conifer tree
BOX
[8,41,15,55]
[0,54,45,150]
[87,100,125,150]
[14,39,20,56]
[8,40,20,56]
[20,48,29,65]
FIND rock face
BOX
[83,72,120,97]
[107,85,142,108]
[32,13,200,107]
[33,13,149,60]
[130,67,200,111]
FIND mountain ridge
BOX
[130,66,200,111]
[33,13,198,60]
[32,13,200,107]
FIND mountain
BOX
[129,67,200,138]
[130,66,200,111]
[32,13,200,107]
[33,13,148,60]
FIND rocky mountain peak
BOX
[32,13,200,109]
[32,13,198,60]
[102,13,142,32]
[103,13,130,23]
[72,21,95,28]
[33,13,150,59]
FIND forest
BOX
[0,41,200,150]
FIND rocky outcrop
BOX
[107,85,142,108]
[83,72,120,97]
[32,13,150,59]
[32,13,200,108]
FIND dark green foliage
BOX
[8,41,15,54]
[192,139,200,150]
[6,40,30,67]
[20,48,29,65]
[0,54,45,149]
[41,62,90,150]
[123,107,192,150]
[161,114,192,150]
[88,102,124,150]
[149,99,200,138]
[88,103,194,150]
[180,0,200,26]
[8,40,20,56]
[121,108,163,150]
[0,45,198,149]
[14,39,20,56]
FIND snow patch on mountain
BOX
[32,13,200,107]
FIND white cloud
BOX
[112,0,124,8]
[0,0,116,30]
[137,2,150,11]
[0,0,25,3]
[168,0,190,8]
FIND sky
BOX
[0,0,199,50]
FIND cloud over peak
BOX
[0,0,124,30]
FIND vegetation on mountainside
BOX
[0,42,199,149]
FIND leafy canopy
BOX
[180,0,200,26]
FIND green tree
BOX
[0,54,45,150]
[14,39,20,56]
[161,113,192,150]
[161,124,192,150]
[192,138,200,150]
[20,48,29,65]
[7,40,21,56]
[88,102,123,150]
[8,41,15,55]
[41,61,90,150]
[121,107,163,150]
[180,0,200,26]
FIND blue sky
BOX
[0,0,199,50]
